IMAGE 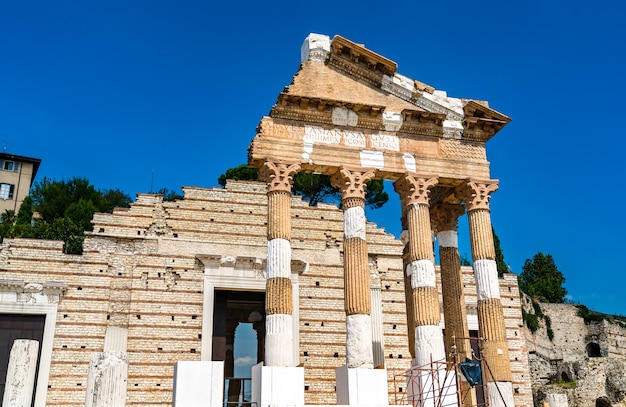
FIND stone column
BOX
[369,259,385,368]
[258,161,301,367]
[431,203,471,362]
[395,175,458,407]
[459,180,514,407]
[2,339,39,407]
[332,167,389,406]
[399,213,416,360]
[394,174,444,368]
[85,351,128,407]
[431,203,474,407]
[331,167,375,369]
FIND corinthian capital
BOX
[330,167,375,206]
[259,161,301,193]
[430,203,465,232]
[393,174,438,207]
[457,179,498,211]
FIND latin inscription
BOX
[304,125,398,151]
[370,134,399,151]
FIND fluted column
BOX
[432,203,475,407]
[399,214,416,360]
[431,203,470,363]
[393,174,445,368]
[259,161,301,367]
[331,167,375,368]
[459,180,514,407]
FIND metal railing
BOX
[224,377,256,407]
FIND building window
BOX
[0,184,14,200]
[1,161,18,172]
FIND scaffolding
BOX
[393,337,492,407]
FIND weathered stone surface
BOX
[85,351,128,407]
[524,297,626,406]
[2,339,39,407]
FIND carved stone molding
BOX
[196,255,308,277]
[457,179,498,211]
[0,279,67,305]
[430,203,465,232]
[330,167,375,205]
[258,161,301,193]
[394,174,439,207]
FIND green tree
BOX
[217,164,259,186]
[154,187,183,202]
[16,196,34,225]
[1,210,16,225]
[218,164,389,209]
[3,177,132,254]
[493,227,508,277]
[519,252,567,303]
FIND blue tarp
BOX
[459,359,482,387]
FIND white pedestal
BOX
[172,361,224,407]
[251,363,304,407]
[336,365,389,406]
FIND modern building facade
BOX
[0,152,41,215]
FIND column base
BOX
[336,365,389,406]
[172,361,223,407]
[487,381,515,407]
[251,363,304,407]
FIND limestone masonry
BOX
[0,33,533,407]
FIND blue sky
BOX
[1,1,625,316]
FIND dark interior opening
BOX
[0,313,45,404]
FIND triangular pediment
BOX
[249,34,511,184]
[279,34,510,142]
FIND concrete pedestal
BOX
[2,339,39,407]
[251,363,304,407]
[173,361,224,407]
[336,365,389,406]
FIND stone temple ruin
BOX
[0,34,533,407]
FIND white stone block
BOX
[266,238,291,279]
[474,259,500,300]
[360,150,385,169]
[332,106,358,127]
[546,392,569,407]
[103,326,128,352]
[406,260,436,288]
[487,381,515,407]
[336,365,389,406]
[172,360,224,407]
[251,363,304,407]
[402,153,416,172]
[382,111,403,131]
[2,339,39,407]
[405,362,457,407]
[346,314,374,368]
[344,206,366,240]
[443,119,464,139]
[438,230,458,248]
[301,33,330,62]
[414,325,445,367]
[85,351,128,407]
[265,314,294,366]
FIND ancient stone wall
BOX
[0,180,531,406]
[523,298,626,406]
